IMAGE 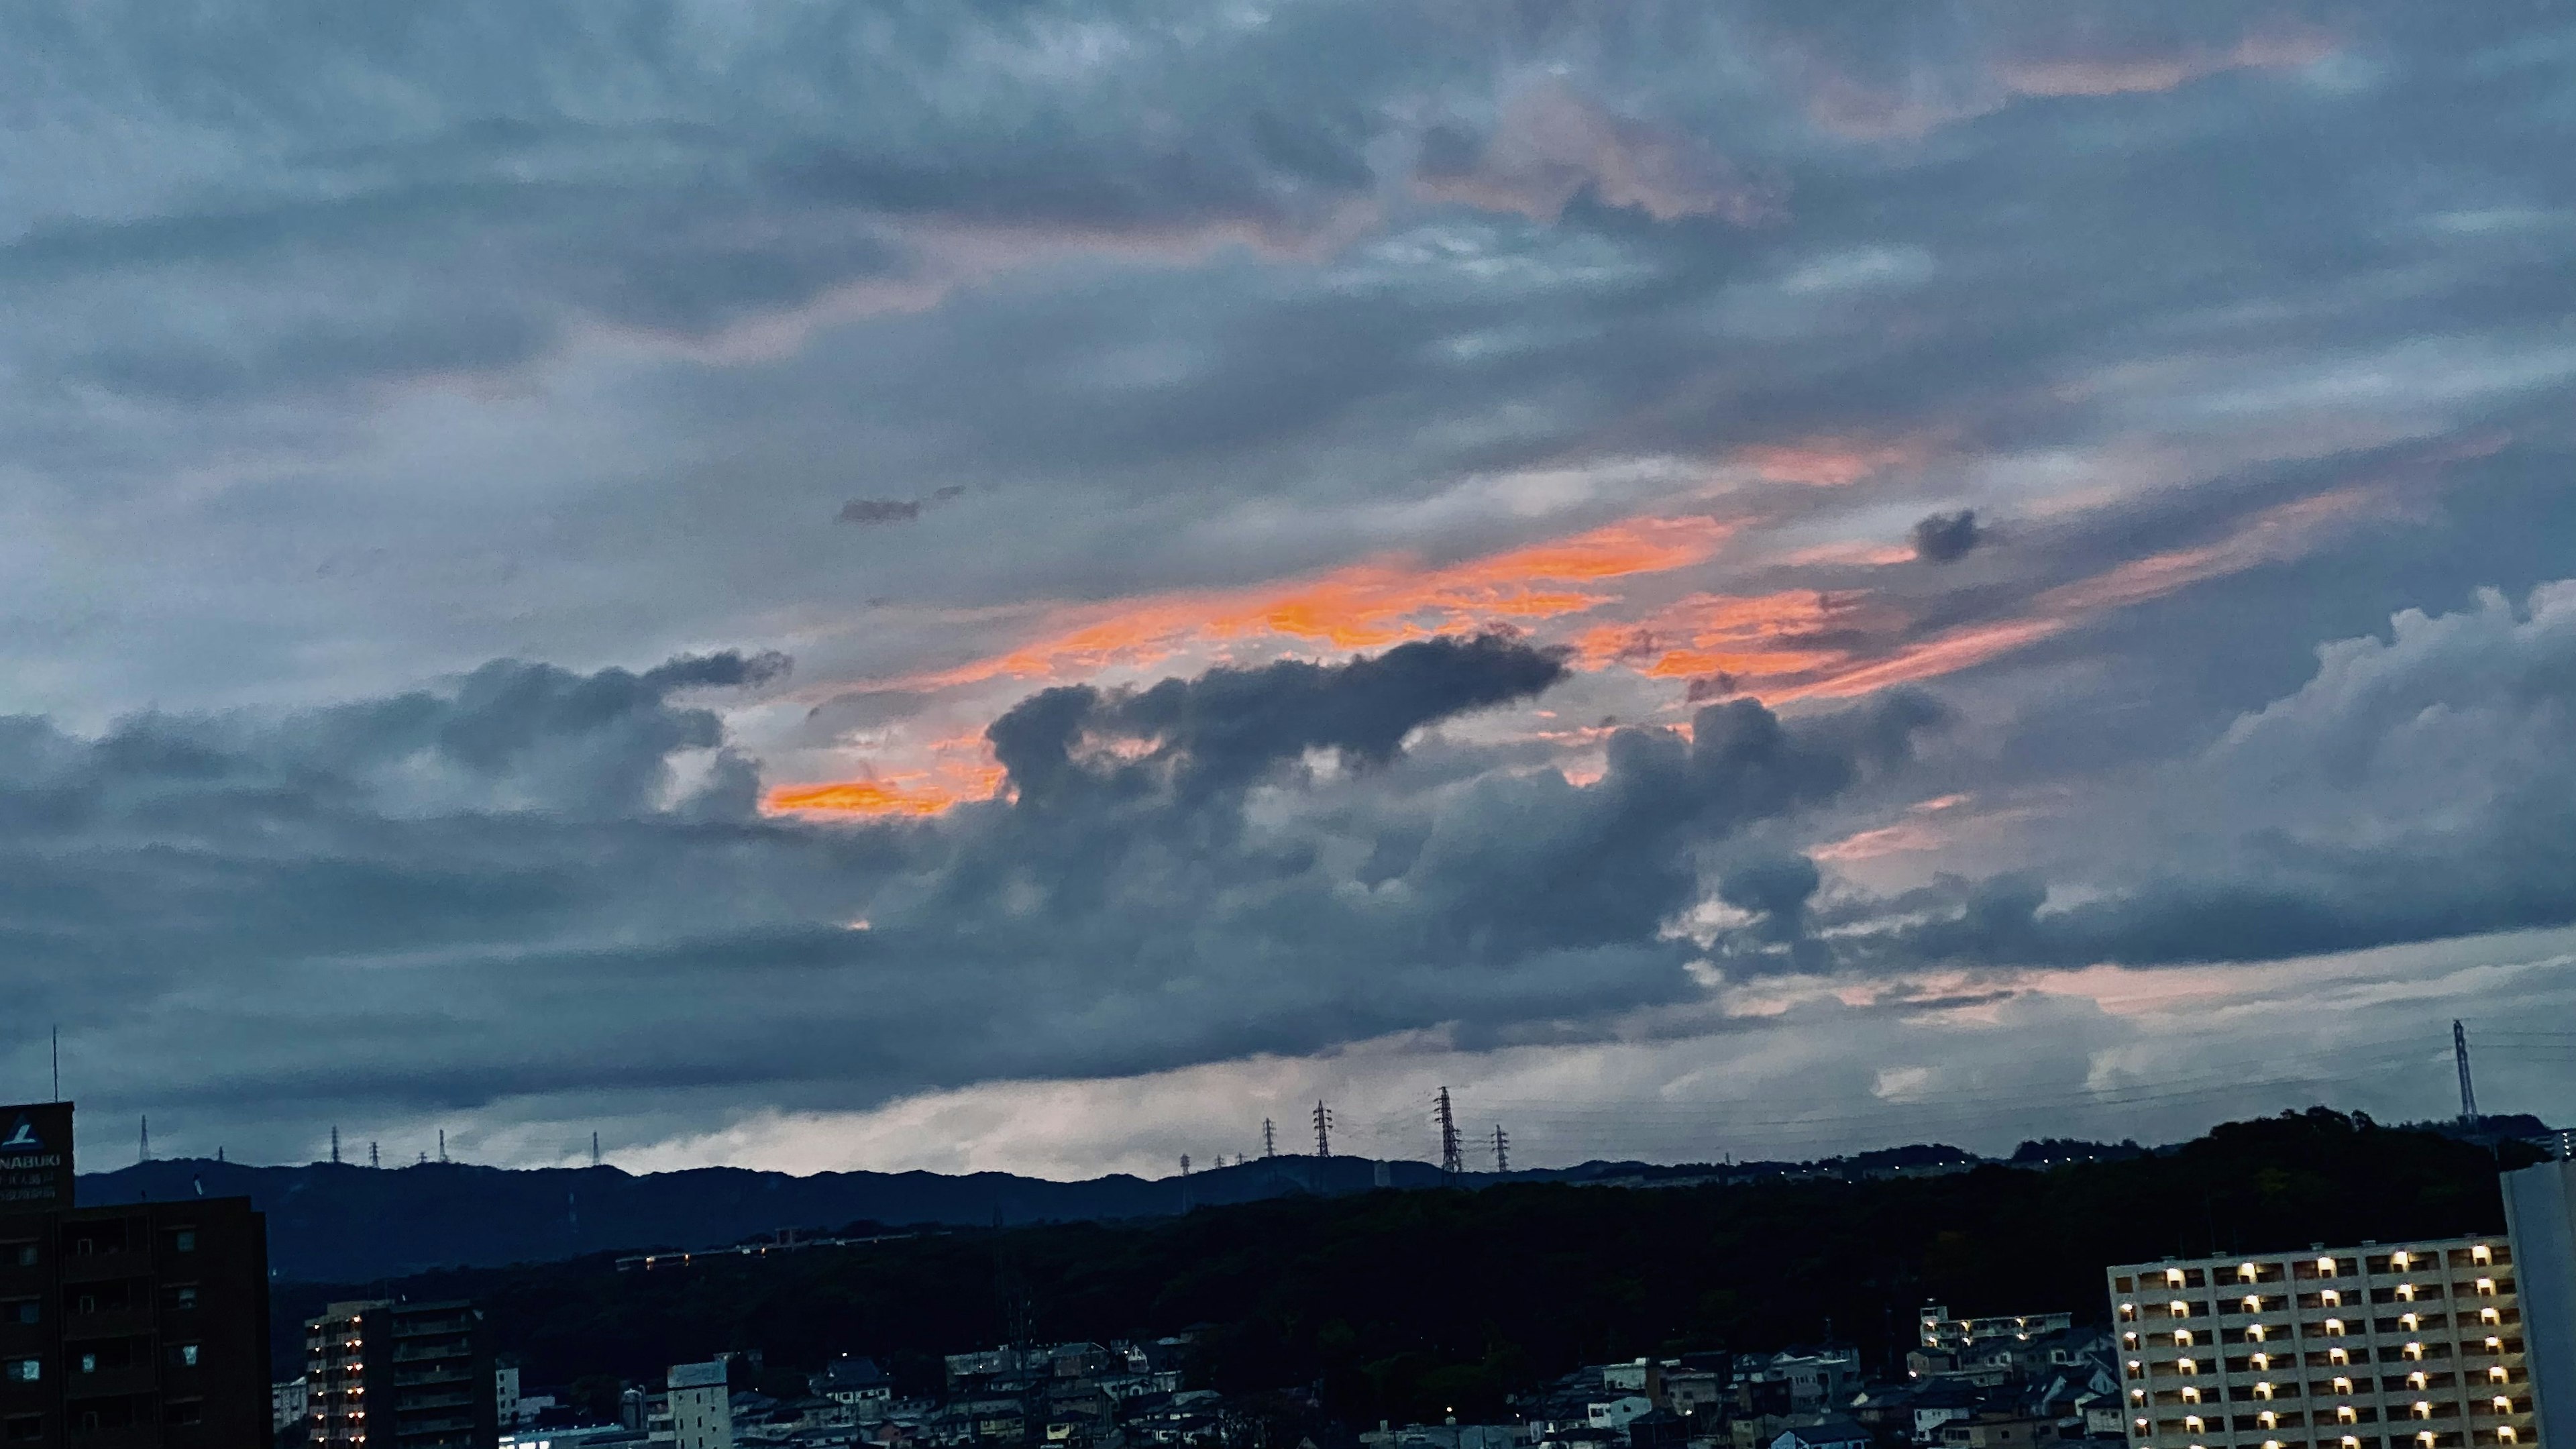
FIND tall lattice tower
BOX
[1435,1087,1463,1177]
[1491,1124,1509,1173]
[1312,1099,1333,1157]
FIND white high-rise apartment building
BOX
[2106,1239,2532,1449]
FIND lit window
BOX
[2400,1284,2418,1301]
[2245,1295,2263,1313]
[2342,1438,2360,1448]
[2487,1338,2505,1350]
[2251,1352,2271,1370]
[2334,1380,2354,1395]
[2502,1430,2520,1444]
[2415,1403,2434,1420]
[2259,1412,2279,1429]
[2408,1344,2426,1361]
[2172,1301,2192,1319]
[2132,1391,2147,1405]
[2324,1290,2344,1307]
[2135,1420,2149,1432]
[2186,1417,2205,1433]
[2395,1251,2413,1269]
[2320,1257,2339,1274]
[2475,1246,2494,1265]
[2483,1308,2503,1324]
[2250,1325,2268,1342]
[2241,1264,2260,1282]
[2339,1407,2359,1424]
[2169,1269,2188,1285]
[2256,1384,2275,1401]
[2491,1368,2510,1384]
[2176,1330,2194,1348]
[2496,1398,2514,1412]
[2122,1303,2138,1320]
[2410,1373,2428,1390]
[2403,1313,2422,1330]
[2182,1388,2201,1405]
[2330,1349,2351,1366]
[2326,1320,2345,1336]
[2479,1279,2498,1296]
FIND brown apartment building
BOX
[0,1101,273,1446]
[2106,1238,2534,1449]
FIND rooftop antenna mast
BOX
[2455,1019,2480,1124]
[1435,1087,1463,1178]
[1312,1099,1332,1158]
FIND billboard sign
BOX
[0,1101,74,1207]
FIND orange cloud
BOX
[1734,437,1931,487]
[1996,30,2337,99]
[1571,589,1856,684]
[766,731,1009,818]
[908,513,1737,692]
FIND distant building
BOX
[1771,1417,1870,1449]
[498,1362,522,1426]
[818,1354,894,1411]
[2105,1239,2529,1449]
[276,1375,312,1432]
[655,1360,735,1449]
[1937,1415,2045,1449]
[1922,1307,2078,1353]
[0,1099,273,1446]
[307,1297,498,1448]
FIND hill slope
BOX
[268,1109,2538,1424]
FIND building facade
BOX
[0,1100,272,1446]
[653,1360,733,1449]
[306,1298,498,1448]
[1921,1306,2078,1352]
[2106,1240,2533,1449]
[2502,1161,2576,1449]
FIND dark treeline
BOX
[272,1110,2534,1426]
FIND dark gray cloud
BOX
[0,639,1949,1155]
[988,632,1569,800]
[838,498,921,526]
[1911,508,1982,563]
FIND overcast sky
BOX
[9,1,2576,1178]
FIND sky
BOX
[7,0,2576,1179]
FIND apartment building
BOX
[0,1101,272,1445]
[306,1297,498,1448]
[1923,1306,2078,1352]
[2105,1240,2532,1449]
